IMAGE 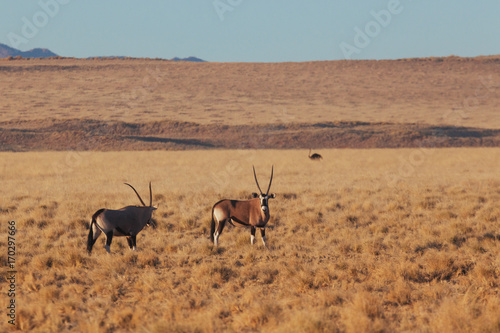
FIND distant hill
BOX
[87,56,207,62]
[0,43,58,58]
[0,44,206,61]
[170,56,206,62]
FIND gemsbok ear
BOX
[252,193,259,198]
[270,193,276,199]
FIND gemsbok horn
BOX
[211,166,275,246]
[87,182,157,254]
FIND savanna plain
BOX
[0,149,499,332]
[0,57,499,332]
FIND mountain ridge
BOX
[0,43,58,58]
[0,43,206,61]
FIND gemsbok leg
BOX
[213,218,228,246]
[126,237,133,249]
[251,226,256,245]
[130,235,137,251]
[250,227,266,246]
[105,231,113,253]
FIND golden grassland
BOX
[1,57,500,128]
[0,149,499,332]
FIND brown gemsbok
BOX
[87,182,157,254]
[211,166,275,246]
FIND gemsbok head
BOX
[211,166,275,247]
[87,182,157,254]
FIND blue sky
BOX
[1,0,499,62]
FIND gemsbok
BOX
[87,182,157,254]
[211,166,275,246]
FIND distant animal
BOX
[308,149,323,160]
[211,166,275,246]
[87,183,157,254]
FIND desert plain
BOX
[0,56,499,332]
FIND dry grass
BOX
[1,57,500,128]
[0,148,499,332]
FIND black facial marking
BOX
[260,195,269,208]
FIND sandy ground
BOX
[1,56,499,128]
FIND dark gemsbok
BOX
[87,182,157,254]
[211,166,275,246]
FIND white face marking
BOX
[260,195,269,211]
[251,235,255,245]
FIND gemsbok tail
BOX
[87,208,105,254]
[210,204,216,243]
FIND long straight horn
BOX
[149,182,152,207]
[124,183,146,206]
[266,165,274,195]
[253,166,263,195]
